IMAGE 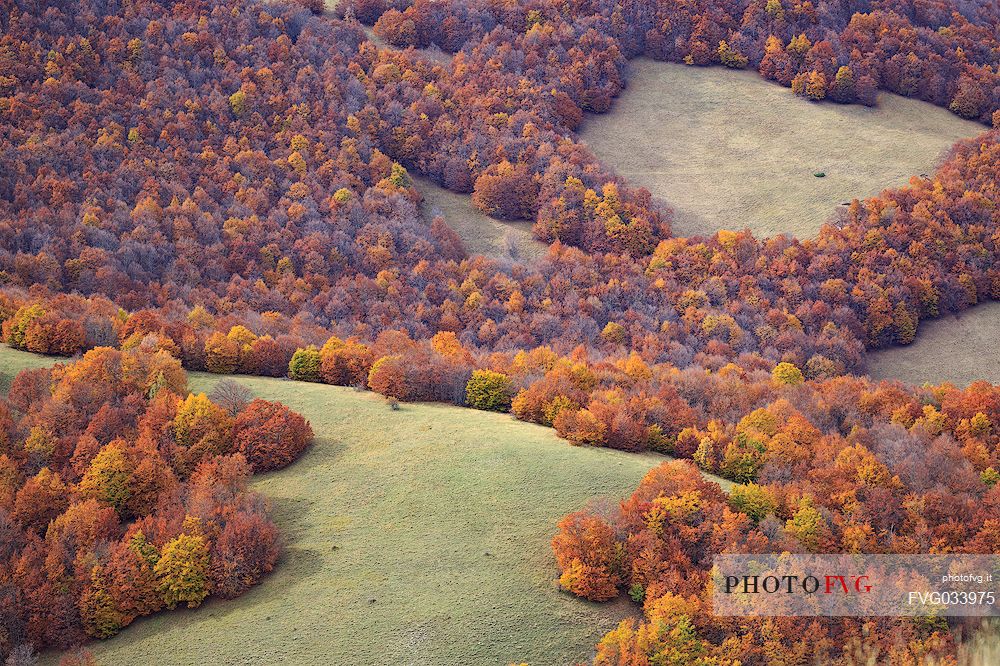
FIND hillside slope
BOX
[0,346,713,665]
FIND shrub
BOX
[806,70,827,100]
[829,66,856,103]
[288,346,322,382]
[233,399,313,472]
[552,510,620,601]
[209,513,280,598]
[558,558,619,601]
[465,370,514,411]
[367,355,406,399]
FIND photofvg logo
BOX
[711,554,1000,617]
[723,572,872,595]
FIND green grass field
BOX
[4,337,998,663]
[580,59,983,240]
[865,301,1000,388]
[0,346,727,665]
[0,344,67,393]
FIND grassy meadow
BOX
[0,346,709,665]
[0,344,65,393]
[2,331,997,663]
[865,301,1000,387]
[414,175,548,264]
[580,59,983,240]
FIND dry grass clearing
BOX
[580,59,983,239]
[414,174,548,264]
[865,301,1000,387]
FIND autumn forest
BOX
[2,0,1000,663]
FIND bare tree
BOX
[502,230,519,261]
[5,644,37,666]
[209,379,254,416]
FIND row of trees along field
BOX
[5,113,1000,397]
[0,346,313,659]
[1,0,1000,661]
[349,0,1000,123]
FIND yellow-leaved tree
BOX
[156,520,210,609]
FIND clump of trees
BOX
[553,443,993,664]
[234,400,313,472]
[0,347,312,660]
[464,370,513,411]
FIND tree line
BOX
[0,346,312,660]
